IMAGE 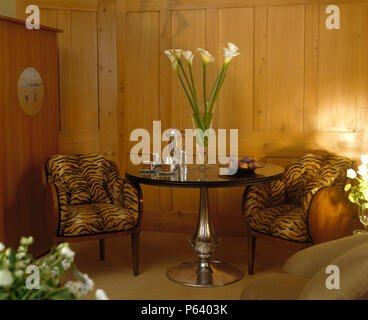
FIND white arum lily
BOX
[227,42,239,53]
[183,50,194,65]
[347,168,357,179]
[164,50,179,72]
[223,47,240,64]
[197,48,214,64]
[0,242,4,252]
[0,270,14,287]
[173,49,183,59]
[95,289,109,300]
[361,154,368,165]
[358,163,368,177]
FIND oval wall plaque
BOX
[17,67,44,116]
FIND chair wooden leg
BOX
[131,231,140,276]
[99,239,105,261]
[248,232,256,275]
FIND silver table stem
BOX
[167,187,244,287]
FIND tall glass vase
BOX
[191,112,214,168]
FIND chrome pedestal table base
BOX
[126,163,285,288]
[167,187,244,287]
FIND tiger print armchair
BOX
[43,154,143,276]
[242,154,354,275]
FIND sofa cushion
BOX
[298,239,368,299]
[270,207,310,243]
[283,233,368,279]
[240,273,308,300]
[62,204,103,236]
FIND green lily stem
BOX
[209,62,230,114]
[177,59,199,113]
[207,68,224,106]
[203,62,207,114]
[188,64,199,113]
[176,72,196,114]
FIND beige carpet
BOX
[66,231,300,300]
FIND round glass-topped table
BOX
[126,164,284,287]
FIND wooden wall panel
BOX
[266,5,305,132]
[98,0,119,163]
[17,0,114,156]
[218,7,254,132]
[317,3,357,132]
[171,10,206,129]
[125,12,161,212]
[68,11,99,131]
[357,2,368,132]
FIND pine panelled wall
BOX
[17,0,368,235]
[17,0,119,164]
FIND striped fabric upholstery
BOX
[243,154,353,243]
[46,154,140,237]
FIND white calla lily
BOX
[223,47,240,64]
[164,49,179,72]
[227,42,239,53]
[173,49,183,58]
[197,48,214,64]
[347,168,357,179]
[183,50,194,65]
[0,243,4,252]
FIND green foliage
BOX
[345,173,368,208]
[0,237,99,300]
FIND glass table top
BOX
[125,163,284,188]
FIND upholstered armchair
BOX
[242,154,356,275]
[43,154,143,276]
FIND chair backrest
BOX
[45,154,119,205]
[282,154,353,204]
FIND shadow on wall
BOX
[259,130,365,168]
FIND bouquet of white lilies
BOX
[0,237,108,300]
[165,42,240,146]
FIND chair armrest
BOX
[307,187,361,244]
[242,179,286,220]
[45,182,68,239]
[110,178,143,226]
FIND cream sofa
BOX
[240,233,368,300]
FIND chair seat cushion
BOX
[61,203,138,236]
[240,273,309,300]
[248,204,310,243]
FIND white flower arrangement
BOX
[345,155,368,208]
[0,237,109,300]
